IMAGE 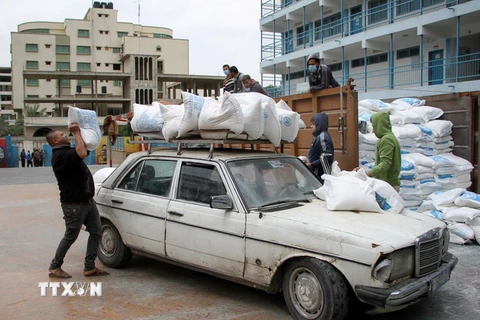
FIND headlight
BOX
[373,247,415,283]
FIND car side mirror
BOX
[210,195,233,210]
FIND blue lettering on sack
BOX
[280,116,291,127]
[416,125,433,135]
[263,109,268,119]
[459,191,480,202]
[431,210,444,219]
[401,160,415,171]
[375,192,392,211]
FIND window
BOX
[105,63,109,67]
[328,62,343,72]
[99,30,104,34]
[153,33,172,39]
[156,46,162,52]
[77,62,91,71]
[56,62,70,71]
[98,13,109,18]
[397,46,420,59]
[368,0,388,24]
[26,61,38,69]
[77,80,91,87]
[78,29,90,38]
[105,31,109,34]
[45,44,51,48]
[26,43,38,52]
[46,79,51,82]
[96,46,102,51]
[117,31,128,38]
[113,64,121,71]
[105,46,109,51]
[27,95,39,98]
[397,0,420,15]
[423,0,443,6]
[58,79,71,87]
[113,80,122,87]
[27,79,39,86]
[56,45,70,54]
[314,20,322,41]
[351,53,388,68]
[46,95,52,98]
[177,163,226,204]
[45,61,51,65]
[296,24,310,46]
[96,63,101,67]
[21,28,49,34]
[112,47,121,53]
[322,13,341,38]
[77,46,91,55]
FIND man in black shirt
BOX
[307,53,340,92]
[45,123,109,278]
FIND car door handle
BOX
[168,210,184,217]
[111,199,123,204]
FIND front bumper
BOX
[355,252,458,309]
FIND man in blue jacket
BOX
[306,113,334,181]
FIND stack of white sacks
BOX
[358,97,474,209]
[130,91,305,146]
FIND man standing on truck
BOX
[356,112,401,191]
[307,53,340,92]
[222,64,234,93]
[242,74,271,97]
[229,66,245,93]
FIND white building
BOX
[0,67,16,125]
[11,2,223,138]
[260,0,480,99]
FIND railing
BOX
[263,52,480,97]
[261,0,464,61]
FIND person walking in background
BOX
[33,149,41,167]
[26,150,33,167]
[20,149,26,167]
[305,113,334,182]
[45,124,109,278]
[242,74,271,97]
[307,53,340,93]
[222,64,234,93]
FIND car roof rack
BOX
[127,130,290,160]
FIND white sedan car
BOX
[94,148,457,320]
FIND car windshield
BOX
[228,157,322,209]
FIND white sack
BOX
[466,217,480,245]
[423,120,453,138]
[131,103,164,133]
[454,191,480,208]
[449,233,470,245]
[178,92,206,137]
[448,222,475,241]
[198,94,244,135]
[322,174,381,213]
[442,207,480,223]
[67,106,102,150]
[359,132,379,145]
[392,98,426,108]
[392,124,422,139]
[233,93,282,146]
[277,108,300,142]
[162,118,181,142]
[433,153,473,172]
[358,99,394,112]
[427,188,466,206]
[313,186,326,201]
[410,106,444,122]
[398,109,424,124]
[159,103,184,121]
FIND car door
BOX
[165,161,246,278]
[110,158,177,256]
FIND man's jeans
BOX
[49,199,102,272]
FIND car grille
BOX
[414,228,443,277]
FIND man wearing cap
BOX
[307,53,340,92]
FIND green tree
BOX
[25,104,47,117]
[0,115,24,136]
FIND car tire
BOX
[98,220,133,268]
[283,258,350,320]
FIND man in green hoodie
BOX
[357,112,401,190]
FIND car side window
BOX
[117,161,143,191]
[137,160,177,197]
[177,162,226,204]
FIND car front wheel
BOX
[98,220,133,268]
[283,258,349,320]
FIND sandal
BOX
[84,267,110,277]
[49,268,72,279]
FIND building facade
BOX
[0,67,16,125]
[260,0,480,99]
[10,2,209,138]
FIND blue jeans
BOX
[49,199,102,272]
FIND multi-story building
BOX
[11,2,223,138]
[260,0,480,99]
[0,67,16,125]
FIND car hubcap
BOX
[100,226,116,257]
[290,267,324,318]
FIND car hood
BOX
[249,199,446,265]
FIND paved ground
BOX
[0,166,479,320]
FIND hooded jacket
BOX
[249,80,271,97]
[369,112,401,187]
[308,64,340,92]
[308,113,334,178]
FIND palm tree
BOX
[25,104,47,117]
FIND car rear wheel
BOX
[98,220,132,268]
[283,258,349,320]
